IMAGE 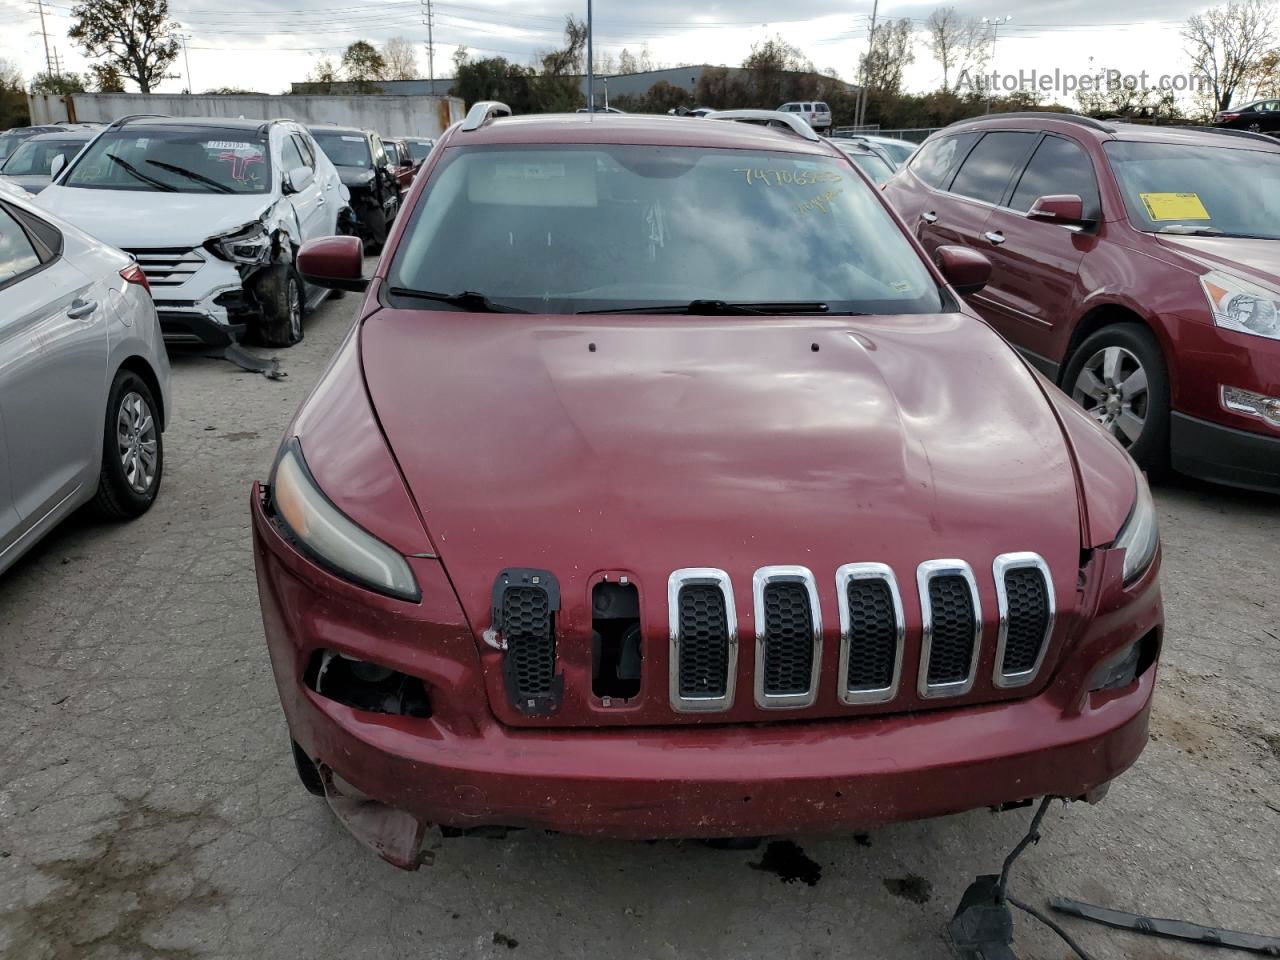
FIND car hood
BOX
[35,185,273,248]
[0,174,49,194]
[361,308,1084,631]
[335,167,376,190]
[1155,234,1280,287]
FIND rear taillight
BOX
[1219,113,1239,121]
[120,262,150,295]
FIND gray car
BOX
[0,131,92,194]
[0,180,170,576]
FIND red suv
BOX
[884,113,1280,492]
[252,105,1162,868]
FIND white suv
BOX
[37,116,350,348]
[779,101,833,134]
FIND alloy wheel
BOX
[117,391,158,494]
[1071,345,1148,447]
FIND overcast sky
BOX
[1,0,1204,108]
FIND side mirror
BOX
[297,235,367,292]
[49,153,66,178]
[284,165,314,194]
[1028,194,1086,223]
[935,245,992,296]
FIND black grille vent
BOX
[1001,568,1050,675]
[677,584,730,698]
[845,579,898,690]
[503,586,555,699]
[761,582,815,695]
[926,575,977,686]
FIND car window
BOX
[1009,135,1100,220]
[406,139,434,162]
[908,132,978,189]
[312,131,372,168]
[0,138,86,176]
[1104,140,1280,239]
[389,145,944,316]
[280,134,306,172]
[290,134,315,169]
[372,137,388,166]
[0,204,42,285]
[62,126,272,194]
[950,131,1039,205]
[816,103,830,113]
[846,151,894,185]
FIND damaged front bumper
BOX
[251,485,1162,870]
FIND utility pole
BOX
[586,0,594,111]
[855,0,879,130]
[420,0,434,85]
[179,34,193,93]
[982,15,1011,113]
[51,47,62,79]
[30,0,54,77]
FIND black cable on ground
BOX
[1008,895,1098,960]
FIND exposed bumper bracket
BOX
[321,768,428,870]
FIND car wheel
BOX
[291,740,325,797]
[1062,323,1169,474]
[363,205,387,254]
[256,261,305,348]
[91,369,163,520]
[1249,122,1262,133]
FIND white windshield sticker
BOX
[206,140,254,150]
[341,135,363,142]
[495,162,566,180]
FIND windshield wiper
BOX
[387,287,529,313]
[106,153,176,192]
[579,300,831,316]
[145,158,233,193]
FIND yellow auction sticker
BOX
[1139,192,1211,221]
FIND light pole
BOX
[856,0,880,130]
[179,33,193,94]
[982,15,1011,113]
[586,0,594,111]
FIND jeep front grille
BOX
[753,567,822,708]
[836,563,904,704]
[993,553,1054,687]
[668,569,737,712]
[493,569,561,715]
[917,560,982,698]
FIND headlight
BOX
[270,440,420,602]
[207,221,272,265]
[1113,462,1159,584]
[1200,270,1280,340]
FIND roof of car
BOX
[446,112,836,155]
[942,111,1280,152]
[116,115,271,131]
[23,131,92,142]
[309,124,370,136]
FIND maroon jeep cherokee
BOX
[253,106,1162,868]
[883,113,1280,492]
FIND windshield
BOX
[877,141,915,166]
[388,145,943,315]
[1105,140,1280,239]
[1,138,87,176]
[313,131,371,168]
[842,150,893,185]
[63,127,271,194]
[0,132,26,162]
[406,139,434,162]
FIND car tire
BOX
[1249,123,1262,133]
[363,205,387,254]
[1062,323,1170,475]
[91,369,163,520]
[256,261,305,348]
[291,740,325,797]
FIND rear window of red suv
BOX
[388,144,944,315]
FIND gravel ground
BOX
[0,285,1277,960]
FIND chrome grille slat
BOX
[668,568,737,712]
[752,566,821,709]
[125,248,206,287]
[992,552,1055,688]
[835,563,904,705]
[916,559,982,698]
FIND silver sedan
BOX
[0,180,170,575]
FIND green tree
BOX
[0,58,28,128]
[89,62,126,92]
[450,53,537,113]
[342,40,387,91]
[68,0,180,94]
[30,71,87,95]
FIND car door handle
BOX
[66,299,98,319]
[921,211,938,223]
[984,231,1006,245]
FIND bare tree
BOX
[1245,44,1280,96]
[617,48,637,73]
[925,7,962,90]
[1183,0,1276,110]
[381,36,418,80]
[860,18,915,95]
[68,0,180,94]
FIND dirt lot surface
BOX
[1,284,1277,960]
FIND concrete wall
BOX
[28,93,465,137]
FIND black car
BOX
[1214,99,1280,134]
[309,125,402,251]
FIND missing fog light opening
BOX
[1221,385,1280,428]
[305,650,432,717]
[1089,630,1159,692]
[592,580,642,700]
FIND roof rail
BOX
[948,111,1115,133]
[705,109,821,142]
[107,114,170,129]
[257,117,301,134]
[1154,123,1280,146]
[460,101,511,132]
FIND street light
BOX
[981,15,1011,113]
